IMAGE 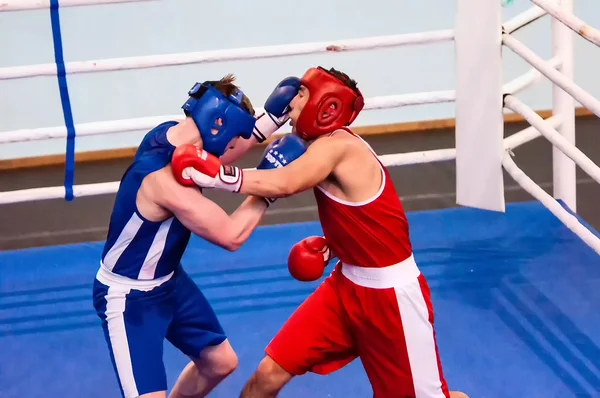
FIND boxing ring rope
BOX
[0,61,553,145]
[502,154,600,255]
[0,59,553,205]
[0,30,454,80]
[503,4,549,34]
[498,0,600,256]
[530,0,600,47]
[502,33,600,118]
[0,113,554,205]
[0,91,456,144]
[379,116,556,168]
[504,95,600,185]
[0,0,154,12]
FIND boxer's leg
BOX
[167,267,236,398]
[240,268,357,398]
[239,356,292,398]
[169,340,237,398]
[345,273,457,398]
[93,278,173,398]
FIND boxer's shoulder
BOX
[309,129,363,158]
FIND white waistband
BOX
[96,262,174,292]
[340,254,420,289]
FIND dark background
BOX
[1,114,598,251]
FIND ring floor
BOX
[1,201,600,397]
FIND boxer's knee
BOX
[197,340,238,378]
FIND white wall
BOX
[0,0,598,160]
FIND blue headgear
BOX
[182,81,256,157]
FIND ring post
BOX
[552,0,577,212]
[455,0,505,212]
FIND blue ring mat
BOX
[1,201,600,397]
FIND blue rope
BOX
[50,0,76,201]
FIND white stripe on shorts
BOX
[104,286,139,398]
[395,279,446,398]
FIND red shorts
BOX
[265,255,450,398]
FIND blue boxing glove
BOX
[257,133,306,169]
[265,77,301,117]
[252,77,301,143]
[256,134,306,205]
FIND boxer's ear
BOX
[321,102,339,119]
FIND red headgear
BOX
[294,67,364,140]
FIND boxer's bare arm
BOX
[237,134,349,198]
[152,167,267,251]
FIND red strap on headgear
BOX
[295,67,364,140]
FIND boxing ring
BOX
[2,0,600,397]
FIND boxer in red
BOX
[171,66,469,398]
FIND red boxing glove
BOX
[171,144,242,192]
[287,236,331,282]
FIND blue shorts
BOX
[92,265,226,398]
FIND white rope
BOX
[530,0,600,48]
[503,115,560,150]
[0,182,119,204]
[502,152,600,255]
[0,149,456,204]
[0,115,184,144]
[0,30,454,80]
[0,63,551,144]
[503,57,561,95]
[380,148,456,167]
[502,33,600,118]
[0,92,455,144]
[503,4,549,34]
[0,119,553,205]
[0,0,154,11]
[504,95,600,184]
[365,90,455,110]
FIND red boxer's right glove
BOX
[171,144,242,192]
[287,236,331,282]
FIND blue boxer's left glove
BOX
[252,77,301,143]
[256,134,306,205]
[264,76,301,117]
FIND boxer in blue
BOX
[92,74,305,398]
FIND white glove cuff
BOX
[216,166,243,192]
[252,112,289,143]
[185,166,242,193]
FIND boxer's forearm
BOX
[226,196,269,250]
[238,135,346,198]
[239,169,298,198]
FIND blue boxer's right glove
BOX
[252,77,301,143]
[257,133,306,170]
[256,133,306,205]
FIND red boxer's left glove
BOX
[171,144,242,192]
[288,236,332,282]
